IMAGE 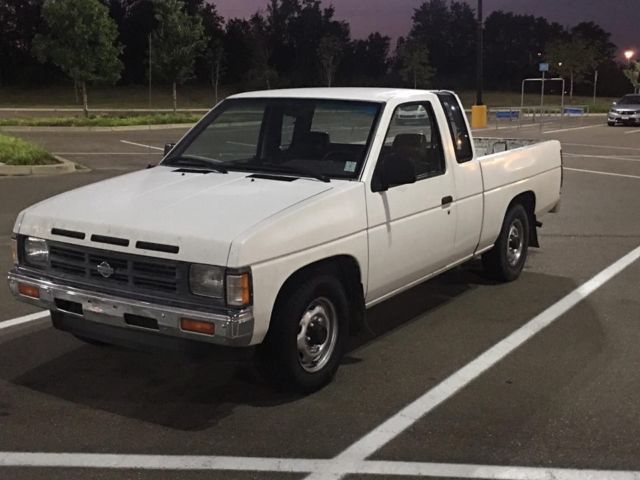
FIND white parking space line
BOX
[0,452,319,473]
[2,453,640,480]
[542,124,602,134]
[472,123,539,132]
[563,143,640,152]
[565,168,640,180]
[624,129,640,135]
[564,153,640,163]
[120,140,164,151]
[347,460,640,479]
[304,244,640,480]
[227,141,257,147]
[0,310,49,330]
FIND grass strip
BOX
[0,113,201,127]
[0,134,58,165]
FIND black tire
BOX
[256,272,349,393]
[607,122,616,127]
[482,203,530,282]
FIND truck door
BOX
[435,92,484,258]
[365,101,458,304]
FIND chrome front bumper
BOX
[608,112,640,123]
[7,270,254,347]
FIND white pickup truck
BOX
[8,88,562,391]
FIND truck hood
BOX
[18,166,333,265]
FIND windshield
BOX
[618,95,640,105]
[164,98,382,180]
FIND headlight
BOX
[11,236,18,265]
[189,264,224,299]
[189,264,252,307]
[24,236,49,267]
[226,271,252,307]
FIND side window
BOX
[381,102,445,179]
[436,92,473,163]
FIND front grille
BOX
[47,242,182,295]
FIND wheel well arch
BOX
[270,255,366,335]
[507,190,538,247]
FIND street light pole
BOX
[470,0,487,128]
[476,0,483,106]
[148,34,152,109]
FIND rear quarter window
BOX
[436,92,473,163]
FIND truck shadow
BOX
[345,260,493,356]
[1,261,587,432]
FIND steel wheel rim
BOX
[296,297,338,373]
[506,219,524,267]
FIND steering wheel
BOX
[321,151,352,163]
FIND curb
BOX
[0,123,195,133]
[0,155,78,176]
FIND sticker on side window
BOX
[344,161,357,172]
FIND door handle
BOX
[441,195,453,206]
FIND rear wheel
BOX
[256,273,349,393]
[482,203,530,282]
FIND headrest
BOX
[392,133,426,150]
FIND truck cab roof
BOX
[228,87,445,103]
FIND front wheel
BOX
[256,273,349,393]
[482,203,530,282]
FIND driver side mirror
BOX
[372,154,416,192]
[164,143,176,156]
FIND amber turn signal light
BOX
[18,283,40,299]
[180,318,215,335]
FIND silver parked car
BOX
[608,94,640,126]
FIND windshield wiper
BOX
[163,155,228,173]
[220,163,330,183]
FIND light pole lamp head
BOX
[624,50,635,61]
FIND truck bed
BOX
[472,137,563,254]
[474,137,538,156]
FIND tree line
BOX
[0,0,635,113]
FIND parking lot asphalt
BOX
[1,115,639,479]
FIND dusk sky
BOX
[212,0,638,55]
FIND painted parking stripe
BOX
[0,310,49,330]
[472,122,539,132]
[2,453,640,480]
[563,153,640,163]
[304,244,640,480]
[119,140,164,151]
[624,129,640,135]
[543,124,602,134]
[563,143,640,152]
[565,167,640,180]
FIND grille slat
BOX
[47,242,179,295]
[51,261,86,275]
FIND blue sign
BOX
[539,63,549,72]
